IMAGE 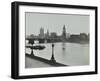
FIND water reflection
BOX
[62,43,66,50]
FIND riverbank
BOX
[25,54,67,68]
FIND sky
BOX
[25,12,89,36]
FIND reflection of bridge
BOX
[26,37,65,43]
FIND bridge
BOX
[26,36,66,44]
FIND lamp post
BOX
[30,46,34,56]
[28,39,35,56]
[51,43,56,63]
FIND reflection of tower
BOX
[39,27,44,38]
[62,25,66,38]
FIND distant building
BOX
[50,32,57,38]
[61,25,71,39]
[39,27,45,38]
[45,30,49,38]
[66,33,70,39]
[69,34,80,42]
[29,34,35,38]
[80,33,89,40]
[62,25,66,38]
[68,33,89,43]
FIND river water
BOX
[26,42,89,66]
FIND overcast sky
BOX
[25,12,89,36]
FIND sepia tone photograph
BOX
[25,12,90,68]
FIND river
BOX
[26,42,89,66]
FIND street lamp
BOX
[51,43,56,63]
[28,39,35,56]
